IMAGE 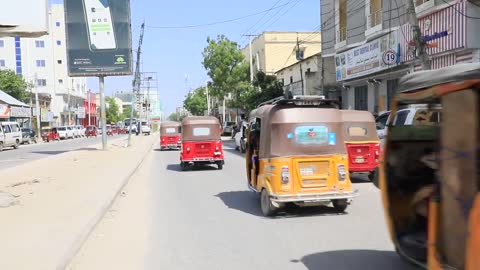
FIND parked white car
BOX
[69,125,79,138]
[75,125,85,137]
[378,105,441,147]
[141,121,151,135]
[0,121,22,151]
[58,126,73,139]
[234,121,248,153]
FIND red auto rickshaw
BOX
[85,125,98,138]
[341,110,381,181]
[160,121,181,150]
[180,116,224,170]
[41,127,60,142]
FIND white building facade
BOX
[0,4,87,126]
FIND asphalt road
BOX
[0,134,127,170]
[69,140,418,270]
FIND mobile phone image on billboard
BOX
[83,0,116,51]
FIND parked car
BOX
[75,125,86,137]
[0,121,22,150]
[58,126,72,139]
[141,121,151,135]
[375,111,390,143]
[222,121,236,136]
[21,127,37,144]
[234,121,247,153]
[69,125,79,138]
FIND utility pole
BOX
[99,76,107,150]
[320,23,325,95]
[68,79,72,125]
[88,90,91,126]
[406,0,431,70]
[146,77,151,124]
[243,34,256,83]
[34,73,41,136]
[206,81,210,116]
[296,34,305,95]
[128,22,145,147]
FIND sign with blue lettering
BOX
[328,132,337,145]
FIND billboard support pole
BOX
[99,76,107,150]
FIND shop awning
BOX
[0,89,29,107]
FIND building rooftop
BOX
[0,89,29,107]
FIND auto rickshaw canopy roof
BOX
[397,63,480,103]
[250,103,347,158]
[160,121,181,128]
[181,116,221,141]
[340,110,379,142]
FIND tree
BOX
[184,86,207,116]
[167,112,186,122]
[202,35,247,99]
[121,106,138,120]
[0,69,30,102]
[106,97,120,124]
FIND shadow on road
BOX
[166,163,219,172]
[216,191,349,218]
[297,250,418,270]
[30,147,98,155]
[224,148,245,158]
[153,148,180,152]
[350,174,373,184]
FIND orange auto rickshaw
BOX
[180,116,224,170]
[378,63,480,269]
[341,110,381,181]
[160,121,181,150]
[246,96,358,216]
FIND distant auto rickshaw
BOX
[246,96,359,217]
[41,127,60,142]
[378,63,480,269]
[180,116,224,170]
[341,110,381,181]
[85,125,97,138]
[160,121,182,150]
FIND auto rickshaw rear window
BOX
[347,126,368,137]
[165,128,176,134]
[294,126,329,145]
[193,127,210,136]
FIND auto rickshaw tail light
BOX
[281,166,290,184]
[186,147,191,153]
[337,165,347,181]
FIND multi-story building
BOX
[321,0,480,113]
[0,4,87,126]
[241,31,321,75]
[275,52,337,98]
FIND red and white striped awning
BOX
[413,51,473,71]
[401,1,466,63]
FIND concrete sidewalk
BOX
[0,134,157,270]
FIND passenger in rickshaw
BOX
[249,121,260,185]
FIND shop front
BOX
[335,28,407,113]
[9,106,31,126]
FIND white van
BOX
[1,121,22,150]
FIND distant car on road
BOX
[222,121,236,136]
[141,121,151,135]
[58,126,73,139]
[21,127,37,144]
[0,121,22,150]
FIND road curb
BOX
[57,135,158,270]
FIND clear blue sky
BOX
[49,0,320,115]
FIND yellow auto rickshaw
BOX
[246,96,359,216]
[378,63,480,270]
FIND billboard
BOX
[64,0,133,77]
[0,0,48,37]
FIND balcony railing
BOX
[336,27,347,43]
[368,10,382,28]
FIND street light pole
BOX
[206,81,210,116]
[99,76,107,150]
[88,90,91,126]
[34,73,41,136]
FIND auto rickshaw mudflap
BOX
[380,63,480,269]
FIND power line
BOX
[243,0,284,36]
[144,2,291,29]
[251,0,299,34]
[439,0,480,19]
[260,0,303,31]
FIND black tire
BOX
[240,142,246,153]
[0,142,3,152]
[217,162,223,170]
[180,162,187,171]
[13,140,20,149]
[332,199,348,212]
[371,167,380,188]
[235,146,240,151]
[260,189,277,217]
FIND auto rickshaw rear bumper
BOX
[270,190,359,203]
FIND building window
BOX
[368,0,382,28]
[35,40,45,48]
[354,85,368,111]
[0,60,5,67]
[36,60,46,67]
[56,40,62,46]
[337,0,347,42]
[56,22,61,27]
[58,79,63,84]
[415,0,430,6]
[57,60,63,64]
[36,79,47,87]
[0,40,4,48]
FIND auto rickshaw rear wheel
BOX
[332,199,348,212]
[180,162,187,171]
[261,189,277,217]
[217,162,223,170]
